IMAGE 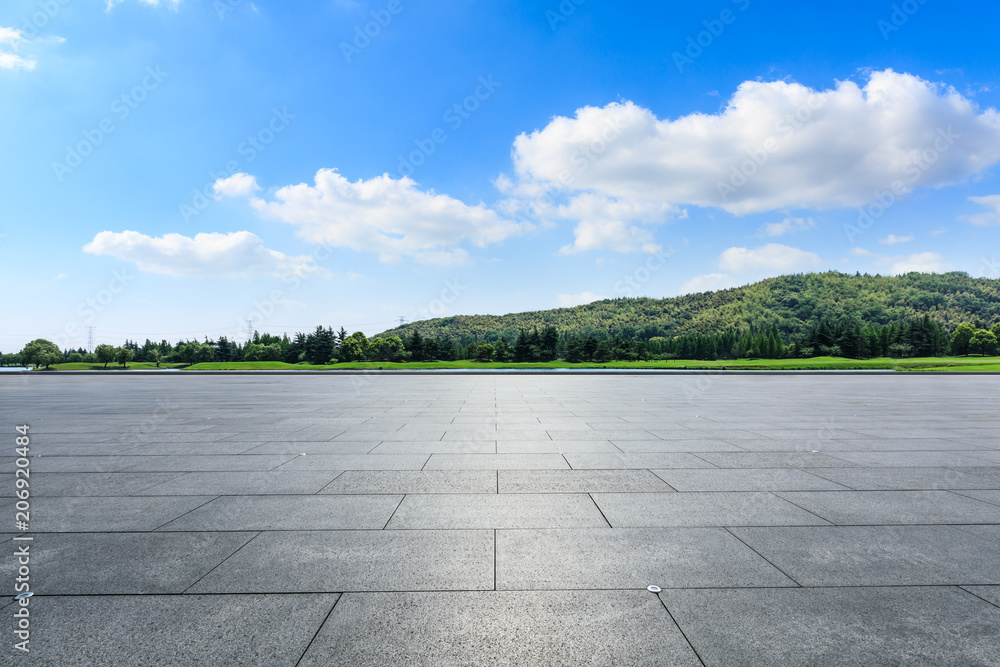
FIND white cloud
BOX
[83,230,323,279]
[678,273,737,295]
[505,70,1000,217]
[557,291,608,307]
[551,194,676,254]
[760,217,815,237]
[965,194,1000,226]
[930,229,947,236]
[226,169,530,266]
[106,0,181,10]
[213,173,260,198]
[0,27,36,71]
[850,247,876,257]
[879,234,914,244]
[890,252,953,274]
[718,243,824,273]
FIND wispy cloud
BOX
[83,230,324,279]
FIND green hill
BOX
[377,271,1000,342]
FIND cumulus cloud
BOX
[890,252,953,274]
[879,234,914,244]
[0,27,36,71]
[551,194,677,254]
[505,69,1000,217]
[760,217,815,237]
[965,194,1000,226]
[718,244,824,273]
[849,247,876,257]
[678,273,738,295]
[223,169,530,266]
[213,173,260,198]
[557,291,608,308]
[83,230,323,279]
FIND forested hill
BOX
[377,272,1000,342]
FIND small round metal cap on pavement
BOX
[646,585,662,593]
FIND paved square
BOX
[2,373,999,665]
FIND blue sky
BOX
[3,0,1000,351]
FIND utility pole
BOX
[86,326,95,353]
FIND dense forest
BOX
[377,271,1000,343]
[6,271,1000,367]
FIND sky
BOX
[2,0,1000,352]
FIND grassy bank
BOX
[176,356,1000,372]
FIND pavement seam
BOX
[382,495,406,529]
[148,495,223,531]
[180,530,263,594]
[588,493,614,528]
[655,593,708,667]
[957,586,1000,609]
[723,526,803,587]
[294,593,343,667]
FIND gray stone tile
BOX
[828,451,997,467]
[32,495,216,531]
[159,494,402,531]
[319,470,496,494]
[613,439,744,453]
[137,471,342,495]
[299,591,700,667]
[496,439,621,453]
[803,467,1000,490]
[963,586,1000,607]
[593,492,830,527]
[730,525,1000,586]
[370,440,496,454]
[496,528,795,589]
[423,453,569,470]
[652,468,847,492]
[693,452,859,468]
[776,490,1000,524]
[25,594,338,667]
[661,586,1000,666]
[499,469,673,493]
[563,452,712,469]
[189,530,493,593]
[240,441,380,455]
[31,472,185,496]
[952,489,1000,506]
[0,532,256,594]
[274,453,429,471]
[119,454,298,472]
[386,493,608,529]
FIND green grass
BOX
[38,362,185,371]
[180,356,1000,372]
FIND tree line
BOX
[7,315,1000,368]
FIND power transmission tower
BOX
[398,316,405,327]
[86,326,95,353]
[246,319,254,342]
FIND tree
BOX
[339,337,363,362]
[349,332,370,360]
[94,343,117,368]
[20,339,62,369]
[305,326,335,364]
[375,336,405,362]
[951,323,976,356]
[150,348,164,368]
[476,343,495,362]
[116,346,135,368]
[970,329,997,356]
